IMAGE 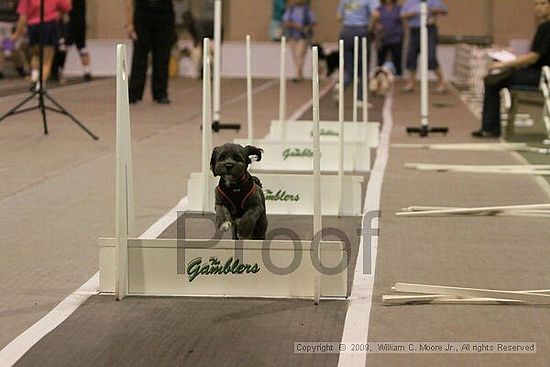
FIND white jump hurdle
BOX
[102,44,348,302]
[187,169,363,216]
[234,138,371,172]
[266,120,380,147]
[99,238,347,298]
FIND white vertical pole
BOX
[115,44,134,301]
[279,36,287,122]
[213,0,222,124]
[420,0,429,127]
[338,40,345,217]
[246,35,254,144]
[362,37,369,124]
[352,36,359,171]
[353,36,358,124]
[541,67,550,144]
[202,38,212,212]
[312,46,322,305]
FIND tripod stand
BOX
[0,0,98,140]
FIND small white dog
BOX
[369,61,396,98]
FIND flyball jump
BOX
[101,43,347,303]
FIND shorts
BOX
[66,21,86,49]
[28,21,59,47]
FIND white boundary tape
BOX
[337,91,393,367]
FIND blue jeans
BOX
[481,67,541,135]
[339,26,370,100]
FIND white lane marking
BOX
[337,91,394,367]
[287,80,336,121]
[0,274,99,367]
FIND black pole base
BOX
[211,120,241,133]
[406,125,449,138]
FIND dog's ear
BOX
[210,146,220,176]
[243,145,263,164]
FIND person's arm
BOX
[400,1,417,20]
[12,0,28,41]
[125,0,137,40]
[429,0,448,16]
[11,14,27,40]
[370,0,381,21]
[491,52,541,70]
[336,0,344,22]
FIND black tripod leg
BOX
[44,93,99,140]
[38,91,48,135]
[0,92,37,122]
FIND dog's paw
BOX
[219,221,232,232]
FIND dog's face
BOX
[210,143,263,185]
[370,68,394,97]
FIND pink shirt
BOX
[17,0,71,25]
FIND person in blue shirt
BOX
[337,0,380,105]
[270,0,286,41]
[373,0,404,77]
[283,0,316,82]
[401,0,447,93]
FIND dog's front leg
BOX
[235,206,264,239]
[215,204,233,233]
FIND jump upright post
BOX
[211,0,240,132]
[406,0,448,137]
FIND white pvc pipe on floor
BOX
[202,38,212,212]
[213,0,222,123]
[420,0,429,127]
[338,40,344,217]
[312,46,322,305]
[246,35,253,143]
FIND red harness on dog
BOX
[216,173,257,216]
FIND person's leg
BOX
[478,68,541,136]
[404,28,419,91]
[391,42,403,76]
[428,26,446,91]
[74,23,92,80]
[340,27,355,89]
[41,46,55,82]
[151,14,174,102]
[377,45,387,67]
[294,38,307,80]
[288,38,299,80]
[129,15,152,102]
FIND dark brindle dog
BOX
[210,143,268,240]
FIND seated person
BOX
[472,0,550,138]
